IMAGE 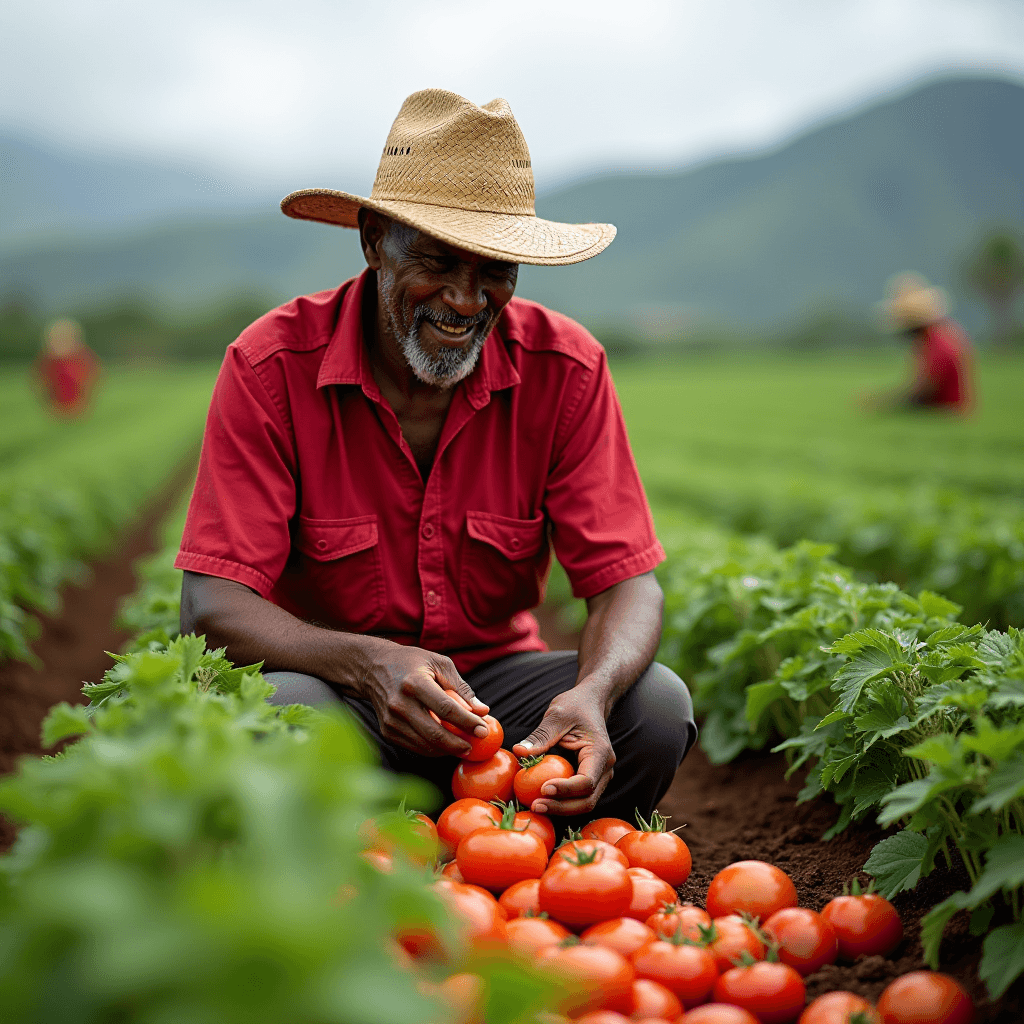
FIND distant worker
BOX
[865,273,973,413]
[35,319,100,417]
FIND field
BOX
[0,350,1022,1022]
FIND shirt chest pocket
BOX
[459,511,549,627]
[293,514,386,632]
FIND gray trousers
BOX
[265,650,697,831]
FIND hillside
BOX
[1,74,1022,332]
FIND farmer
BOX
[34,318,100,418]
[177,89,696,827]
[864,272,973,413]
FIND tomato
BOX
[631,935,718,1008]
[679,1005,761,1024]
[514,753,575,806]
[438,972,486,1024]
[703,915,766,974]
[646,902,712,941]
[798,990,881,1023]
[363,808,438,865]
[514,806,557,855]
[712,960,806,1024]
[437,688,504,761]
[538,846,634,930]
[571,1013,631,1024]
[763,907,838,976]
[437,798,499,856]
[628,977,683,1020]
[580,917,656,957]
[456,803,548,892]
[452,748,519,802]
[506,915,572,957]
[582,817,638,845]
[361,849,394,873]
[624,867,678,922]
[549,838,629,871]
[616,810,692,887]
[498,877,541,919]
[820,885,903,960]
[705,861,798,920]
[433,879,508,949]
[441,860,465,882]
[875,971,973,1024]
[538,938,636,1016]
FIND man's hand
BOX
[511,684,615,816]
[359,645,490,757]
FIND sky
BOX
[2,0,1023,194]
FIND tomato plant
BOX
[628,977,682,1020]
[452,748,519,802]
[705,860,798,920]
[821,880,903,960]
[438,688,504,760]
[679,1004,762,1024]
[538,845,634,930]
[763,907,838,976]
[549,835,629,871]
[514,753,575,806]
[798,990,881,1023]
[702,915,767,974]
[537,937,635,1016]
[505,914,572,957]
[437,798,498,856]
[580,916,656,957]
[498,877,541,919]
[630,931,719,1008]
[875,971,973,1024]
[581,817,637,845]
[615,810,692,887]
[455,802,548,892]
[624,867,678,922]
[646,901,711,940]
[712,959,806,1024]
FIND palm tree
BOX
[965,231,1024,349]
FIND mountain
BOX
[2,75,1023,332]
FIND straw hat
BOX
[880,272,949,331]
[281,89,615,266]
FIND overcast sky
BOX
[2,0,1023,194]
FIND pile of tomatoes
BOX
[363,698,975,1024]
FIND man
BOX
[866,272,973,413]
[34,318,100,418]
[177,89,696,827]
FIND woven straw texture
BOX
[882,272,949,330]
[281,89,615,266]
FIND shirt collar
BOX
[316,268,521,404]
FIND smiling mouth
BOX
[424,316,480,341]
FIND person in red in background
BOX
[865,272,973,413]
[35,319,100,417]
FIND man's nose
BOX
[443,268,487,317]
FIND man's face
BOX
[365,214,518,387]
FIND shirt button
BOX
[422,523,434,539]
[316,539,328,551]
[426,590,439,606]
[510,537,521,549]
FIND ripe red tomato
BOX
[712,960,806,1024]
[763,907,839,976]
[569,1011,631,1024]
[498,877,541,919]
[631,937,718,1008]
[362,809,439,865]
[514,753,575,806]
[798,990,881,1023]
[537,939,636,1016]
[581,817,638,845]
[580,917,656,957]
[705,860,798,920]
[875,971,973,1024]
[549,838,629,871]
[628,977,682,1020]
[506,915,572,957]
[538,847,634,930]
[434,880,508,949]
[624,867,678,922]
[703,915,766,974]
[438,688,504,760]
[616,811,692,887]
[646,902,711,940]
[452,748,519,802]
[821,887,903,960]
[456,804,549,892]
[513,806,557,855]
[437,973,486,1024]
[437,798,499,856]
[441,859,465,882]
[679,1004,762,1024]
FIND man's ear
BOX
[358,208,388,270]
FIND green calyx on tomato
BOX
[518,754,548,769]
[488,800,531,832]
[634,808,680,834]
[552,845,605,869]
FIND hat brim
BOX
[880,287,949,331]
[281,189,615,266]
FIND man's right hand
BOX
[357,645,490,757]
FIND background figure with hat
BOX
[863,272,974,413]
[34,318,101,418]
[176,88,696,830]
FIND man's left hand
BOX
[511,684,615,816]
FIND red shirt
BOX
[915,320,972,411]
[36,349,99,415]
[176,270,663,674]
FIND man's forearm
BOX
[575,571,664,716]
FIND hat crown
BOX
[369,88,535,217]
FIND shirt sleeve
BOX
[175,345,297,596]
[543,351,665,599]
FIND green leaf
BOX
[971,754,1024,814]
[903,734,960,767]
[921,891,973,968]
[878,778,945,826]
[744,681,785,727]
[40,703,92,747]
[815,709,850,730]
[863,829,929,897]
[960,719,1024,762]
[917,590,962,620]
[963,833,1024,905]
[980,922,1024,999]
